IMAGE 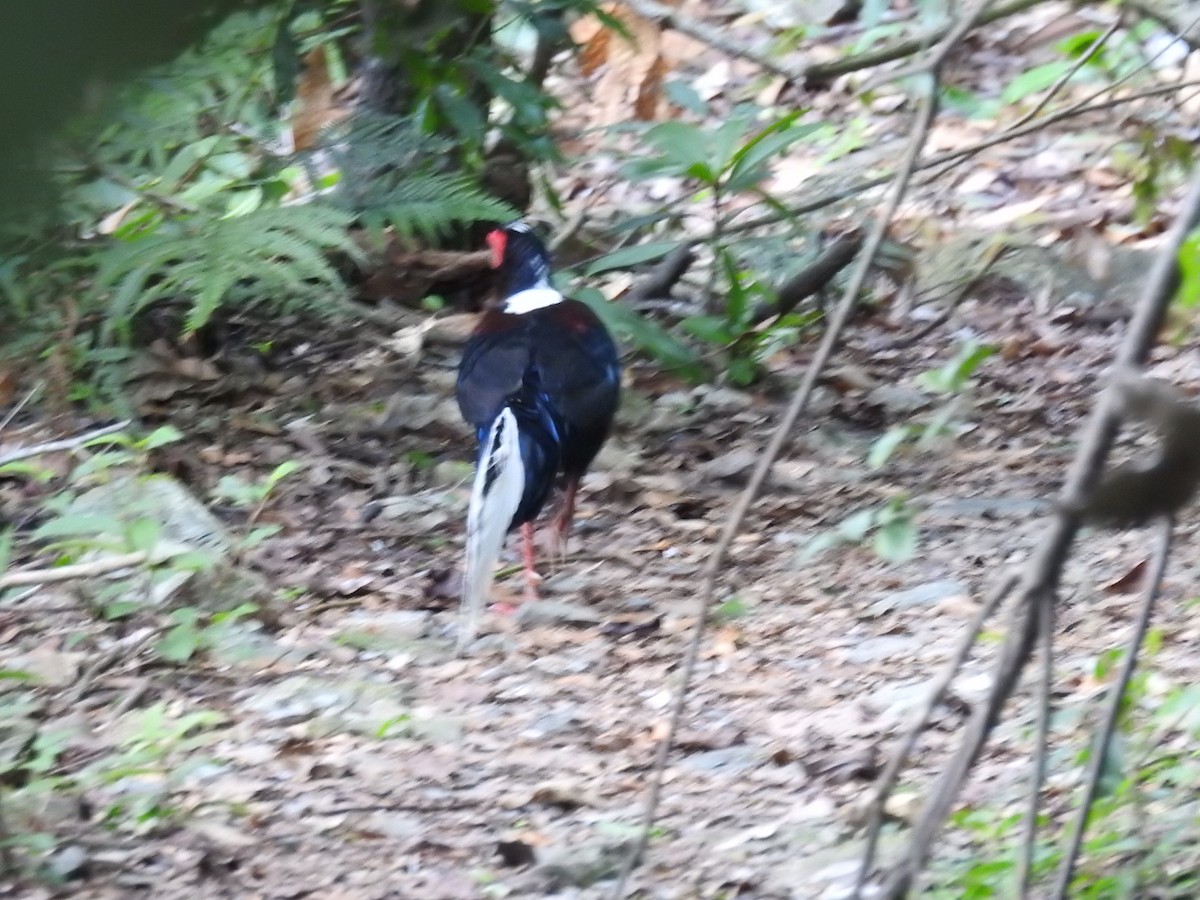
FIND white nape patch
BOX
[503,287,563,314]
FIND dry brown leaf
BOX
[568,2,677,125]
[1102,558,1148,594]
[292,47,348,152]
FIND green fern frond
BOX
[308,112,517,243]
[93,204,360,340]
[356,173,516,243]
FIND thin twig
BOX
[808,0,1045,85]
[722,79,1200,239]
[1124,0,1200,50]
[609,21,964,899]
[1018,585,1056,894]
[879,165,1200,900]
[0,551,150,589]
[623,0,808,84]
[58,627,162,710]
[0,419,130,467]
[629,0,1045,86]
[0,382,42,436]
[1008,16,1124,131]
[1052,516,1174,897]
[855,571,1017,894]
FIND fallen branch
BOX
[609,4,986,892]
[0,552,150,589]
[0,420,130,467]
[750,231,863,325]
[876,165,1200,899]
[58,626,162,710]
[627,242,697,302]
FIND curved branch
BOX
[750,231,863,325]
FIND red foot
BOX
[521,522,542,601]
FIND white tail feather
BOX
[459,407,525,653]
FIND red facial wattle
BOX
[486,229,507,269]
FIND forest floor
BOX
[4,2,1200,899]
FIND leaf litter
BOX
[3,2,1200,896]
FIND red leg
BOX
[521,522,541,602]
[550,475,579,560]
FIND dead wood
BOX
[627,243,697,302]
[0,420,130,467]
[750,231,863,325]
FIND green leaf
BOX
[714,596,749,620]
[721,247,750,327]
[874,518,917,562]
[727,356,757,386]
[33,513,120,540]
[125,518,160,554]
[868,425,915,470]
[582,241,682,277]
[1057,28,1105,60]
[709,107,758,176]
[573,287,707,381]
[681,314,732,345]
[939,85,998,120]
[1176,231,1200,309]
[838,508,876,542]
[920,341,996,393]
[639,121,718,185]
[1001,61,1074,105]
[242,524,283,548]
[725,113,819,193]
[0,461,57,482]
[138,425,183,450]
[159,623,201,663]
[265,460,301,492]
[662,80,708,115]
[798,530,847,561]
[223,188,264,219]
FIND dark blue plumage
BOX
[454,222,620,650]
